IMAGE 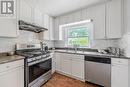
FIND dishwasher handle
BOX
[85,56,111,64]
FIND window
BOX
[59,20,93,48]
[67,26,89,46]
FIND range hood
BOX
[19,20,48,33]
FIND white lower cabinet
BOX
[61,57,71,75]
[55,52,85,81]
[55,53,62,72]
[0,59,24,87]
[111,58,129,87]
[71,58,84,80]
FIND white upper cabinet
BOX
[54,0,123,40]
[20,0,32,23]
[81,9,88,20]
[49,17,54,40]
[0,19,18,37]
[43,14,50,29]
[59,16,67,25]
[54,17,60,40]
[86,0,122,39]
[87,4,106,39]
[34,9,44,27]
[43,14,50,40]
[20,3,54,41]
[106,0,122,38]
[66,14,75,23]
[0,0,18,37]
[43,15,54,40]
[73,11,82,22]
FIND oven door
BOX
[27,58,52,86]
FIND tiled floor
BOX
[42,73,100,87]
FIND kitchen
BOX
[0,0,130,87]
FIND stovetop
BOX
[16,50,50,58]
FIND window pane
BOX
[68,37,89,46]
[68,27,89,37]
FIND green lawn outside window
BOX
[67,26,89,47]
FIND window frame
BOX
[59,20,93,48]
[67,26,90,47]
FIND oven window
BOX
[29,58,52,83]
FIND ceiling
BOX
[25,0,108,17]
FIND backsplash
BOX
[118,32,130,57]
[54,39,118,49]
[0,30,54,53]
[0,38,16,52]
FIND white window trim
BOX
[59,19,93,48]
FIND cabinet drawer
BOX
[112,58,129,66]
[0,59,24,73]
[63,54,72,60]
[71,58,85,62]
[71,54,84,60]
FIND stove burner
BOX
[16,49,50,58]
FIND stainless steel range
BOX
[16,43,52,87]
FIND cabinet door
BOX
[71,59,84,79]
[71,55,85,80]
[59,16,67,25]
[34,9,43,27]
[111,64,128,87]
[49,17,54,40]
[61,54,71,75]
[87,4,106,39]
[55,53,62,72]
[73,11,82,22]
[0,19,18,37]
[66,14,74,24]
[106,0,122,38]
[43,14,50,40]
[81,9,88,21]
[0,66,24,87]
[20,0,32,23]
[54,18,60,40]
[19,66,24,87]
[43,14,50,29]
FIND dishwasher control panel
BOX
[85,56,111,64]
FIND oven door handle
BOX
[28,57,52,66]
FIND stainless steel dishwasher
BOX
[85,56,111,87]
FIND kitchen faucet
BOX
[73,44,79,53]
